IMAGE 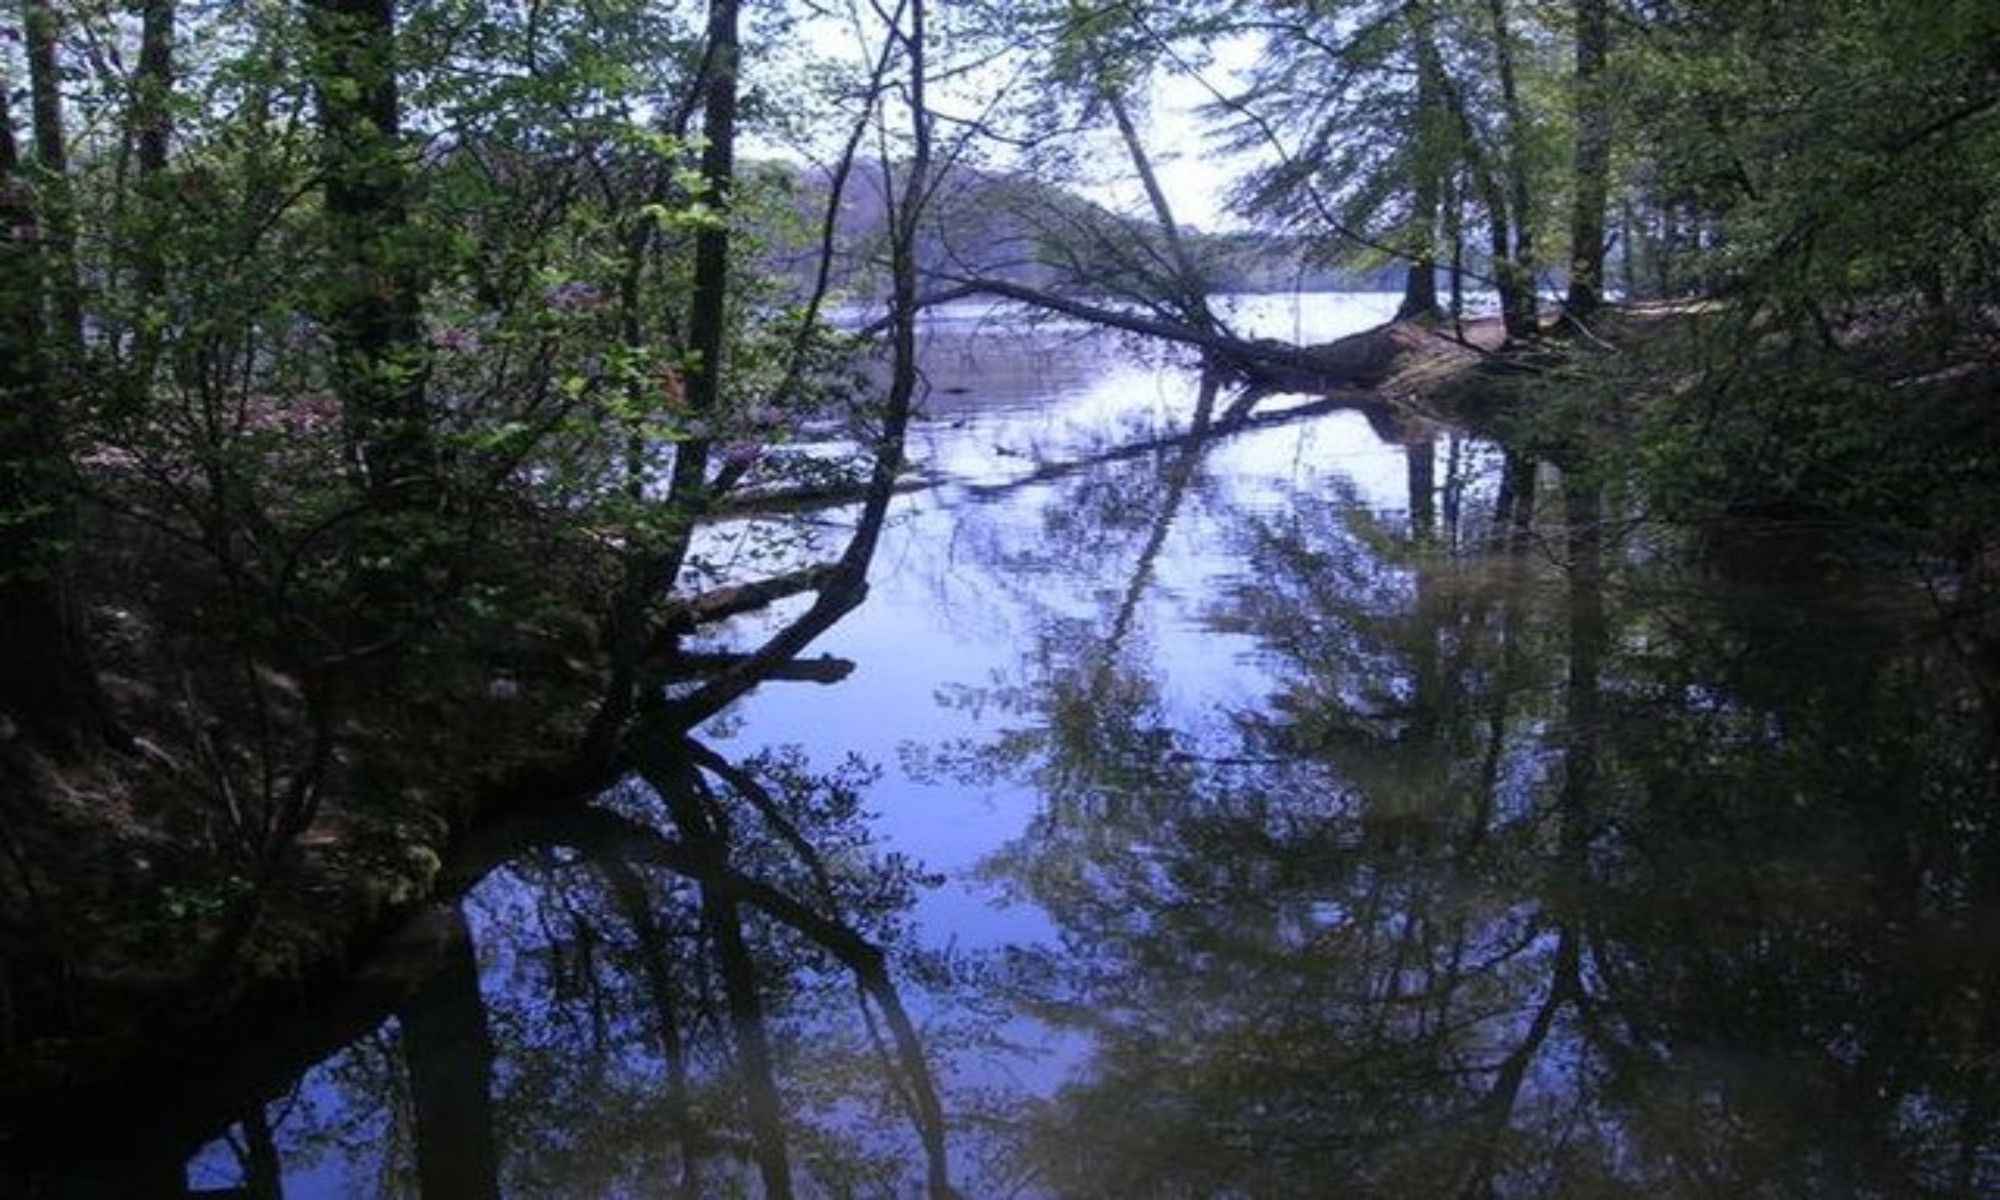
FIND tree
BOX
[0,0,962,1150]
[1223,0,1453,319]
[1596,0,2000,567]
[1563,0,1610,321]
[305,0,435,503]
[0,58,112,756]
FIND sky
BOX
[1103,34,1264,232]
[762,8,1267,234]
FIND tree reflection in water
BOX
[12,426,966,1196]
[449,737,951,1198]
[18,371,2000,1196]
[162,731,958,1200]
[929,421,2000,1198]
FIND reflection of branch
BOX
[530,803,957,1197]
[397,903,504,1200]
[686,736,933,1165]
[703,863,792,1197]
[595,856,704,1192]
[1107,374,1217,650]
[687,738,840,908]
[967,391,1405,501]
[1455,492,1597,1191]
[1456,922,1579,1199]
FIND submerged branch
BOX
[658,652,855,685]
[652,564,844,645]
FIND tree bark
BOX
[1397,16,1444,322]
[0,69,111,758]
[128,0,176,403]
[666,0,741,514]
[1565,0,1611,321]
[1102,88,1219,334]
[1487,0,1539,339]
[20,0,82,350]
[306,0,433,499]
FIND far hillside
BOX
[755,159,1406,302]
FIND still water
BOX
[156,293,2000,1195]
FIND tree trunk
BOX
[1487,0,1539,339]
[861,0,931,569]
[590,0,743,759]
[1654,196,1674,298]
[306,0,432,500]
[1619,196,1637,299]
[0,70,111,758]
[1103,88,1219,334]
[1410,9,1527,337]
[135,0,174,177]
[236,1103,284,1198]
[1447,169,1466,323]
[127,0,175,405]
[1398,247,1439,325]
[1565,0,1611,322]
[926,274,1437,396]
[20,0,82,351]
[1398,18,1444,322]
[666,0,741,515]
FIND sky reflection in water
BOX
[183,293,2000,1198]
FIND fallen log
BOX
[655,651,855,685]
[876,275,1503,398]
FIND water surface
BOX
[140,293,2000,1196]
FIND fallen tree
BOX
[875,275,1507,401]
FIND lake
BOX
[67,293,2000,1196]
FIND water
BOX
[28,294,2000,1196]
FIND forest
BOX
[3,0,1999,1195]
